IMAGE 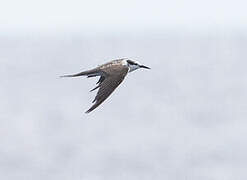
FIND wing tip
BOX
[85,100,101,114]
[85,107,94,114]
[85,110,91,114]
[90,85,100,92]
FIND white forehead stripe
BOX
[134,61,140,65]
[121,59,128,65]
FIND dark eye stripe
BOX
[127,60,137,65]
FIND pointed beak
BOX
[140,65,151,69]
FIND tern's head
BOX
[126,59,150,72]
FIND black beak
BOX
[140,65,151,69]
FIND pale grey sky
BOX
[1,34,247,180]
[1,0,247,33]
[1,2,247,179]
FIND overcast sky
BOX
[1,1,247,180]
[1,0,247,34]
[1,34,247,180]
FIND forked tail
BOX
[60,68,100,78]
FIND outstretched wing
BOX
[86,65,128,113]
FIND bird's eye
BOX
[127,60,133,65]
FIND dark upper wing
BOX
[85,65,128,113]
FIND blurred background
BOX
[1,0,247,179]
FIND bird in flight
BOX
[61,58,150,113]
